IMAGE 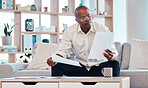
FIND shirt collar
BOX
[77,21,95,33]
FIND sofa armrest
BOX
[0,63,28,78]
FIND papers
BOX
[52,54,82,67]
[88,32,114,61]
[3,76,61,79]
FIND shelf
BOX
[15,10,58,15]
[0,9,15,12]
[0,9,58,15]
[0,51,32,54]
[92,14,112,18]
[22,32,58,35]
[59,13,74,16]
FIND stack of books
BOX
[1,46,17,52]
[0,0,14,9]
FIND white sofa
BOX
[0,42,147,88]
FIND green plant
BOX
[4,23,15,36]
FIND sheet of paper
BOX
[88,32,114,61]
[52,54,82,67]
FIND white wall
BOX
[113,0,127,43]
[127,0,148,42]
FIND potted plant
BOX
[2,23,15,45]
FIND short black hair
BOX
[74,6,89,18]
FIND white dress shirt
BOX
[55,20,118,70]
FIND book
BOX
[1,45,17,52]
[32,35,36,50]
[22,34,33,52]
[0,0,2,9]
[6,0,10,9]
[10,0,13,9]
[2,0,6,9]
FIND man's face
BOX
[75,8,92,29]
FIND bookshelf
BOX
[0,0,113,63]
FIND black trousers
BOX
[52,60,120,77]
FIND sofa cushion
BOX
[129,38,148,69]
[12,70,51,77]
[26,42,58,70]
[120,43,131,69]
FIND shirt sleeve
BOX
[55,29,73,59]
[110,43,118,60]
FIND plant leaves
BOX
[11,24,15,29]
[7,23,9,30]
[4,28,7,36]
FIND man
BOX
[47,6,120,76]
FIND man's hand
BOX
[46,54,63,67]
[46,57,57,67]
[103,49,116,61]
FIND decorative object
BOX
[16,4,21,10]
[31,4,36,11]
[2,23,15,45]
[40,26,47,32]
[44,7,48,12]
[35,26,42,32]
[42,39,49,43]
[99,10,103,15]
[62,6,69,13]
[25,19,34,31]
[64,6,69,12]
[103,11,108,16]
[2,36,12,45]
[20,5,30,11]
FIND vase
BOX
[2,36,12,45]
[31,5,36,11]
[25,19,34,31]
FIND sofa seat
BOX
[12,70,51,77]
[120,70,148,88]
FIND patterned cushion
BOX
[26,42,58,70]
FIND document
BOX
[52,54,82,67]
[88,32,114,61]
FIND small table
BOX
[0,77,130,88]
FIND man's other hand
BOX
[103,49,116,61]
[46,58,57,67]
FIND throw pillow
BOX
[26,42,58,70]
[129,38,148,69]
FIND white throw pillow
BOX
[129,38,148,69]
[26,42,58,70]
